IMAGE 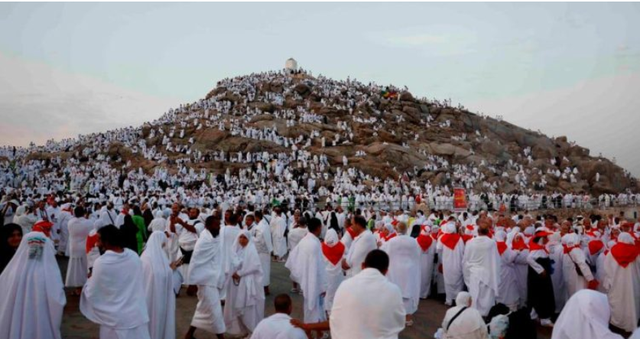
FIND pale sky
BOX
[0,3,639,175]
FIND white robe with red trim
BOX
[418,236,436,299]
[437,235,465,303]
[603,252,637,332]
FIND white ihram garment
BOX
[140,232,176,339]
[438,225,465,304]
[381,235,422,314]
[253,219,273,286]
[224,230,265,336]
[441,292,489,339]
[66,217,93,287]
[285,232,327,323]
[330,268,406,339]
[602,234,638,333]
[270,216,287,258]
[188,228,226,334]
[322,229,345,313]
[250,313,307,339]
[344,229,377,278]
[462,236,501,317]
[219,225,240,300]
[417,232,436,299]
[551,290,623,339]
[0,232,66,339]
[80,249,150,339]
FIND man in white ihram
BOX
[330,249,406,339]
[270,207,288,261]
[80,225,151,339]
[381,221,422,326]
[285,217,327,323]
[185,214,226,339]
[253,210,273,295]
[250,294,306,339]
[341,215,377,278]
[462,222,501,317]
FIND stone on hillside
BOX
[249,102,275,113]
[249,114,274,123]
[294,83,311,96]
[399,91,414,101]
[428,142,471,158]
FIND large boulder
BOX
[249,102,275,113]
[399,91,414,101]
[479,140,504,157]
[294,83,311,96]
[428,143,471,158]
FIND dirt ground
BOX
[59,257,553,339]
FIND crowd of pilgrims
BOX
[2,188,640,339]
[1,69,631,210]
[1,69,640,339]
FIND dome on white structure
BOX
[285,58,298,72]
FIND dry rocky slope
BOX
[98,72,639,195]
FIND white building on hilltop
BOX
[285,58,298,73]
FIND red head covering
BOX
[440,233,461,250]
[611,243,639,268]
[417,233,433,252]
[588,240,604,256]
[322,241,345,266]
[33,220,53,237]
[86,232,99,253]
[461,234,473,244]
[496,241,507,255]
[383,232,397,242]
[511,235,528,251]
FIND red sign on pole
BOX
[453,187,467,212]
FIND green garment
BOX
[367,219,375,230]
[132,215,147,254]
[348,196,356,211]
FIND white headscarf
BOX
[494,230,507,242]
[141,231,170,277]
[552,290,623,339]
[324,228,340,247]
[618,232,635,245]
[441,291,487,338]
[456,291,472,307]
[0,232,66,339]
[384,223,395,233]
[140,231,176,339]
[14,205,26,218]
[230,230,264,310]
[442,222,457,234]
[506,226,521,247]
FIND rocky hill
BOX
[20,70,640,195]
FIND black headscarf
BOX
[0,223,23,274]
[142,208,154,228]
[330,212,340,233]
[120,215,139,254]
